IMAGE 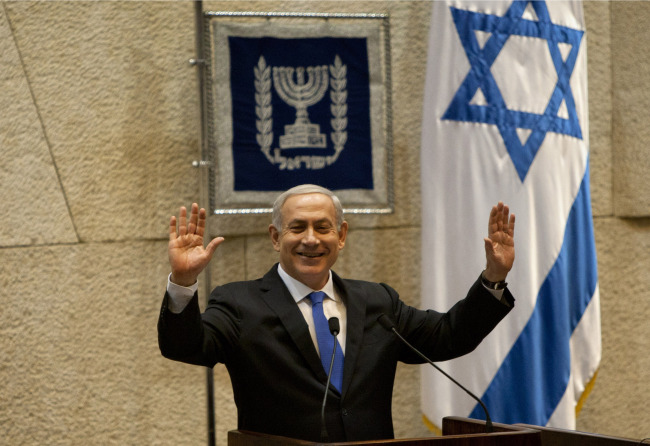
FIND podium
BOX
[514,423,644,446]
[228,417,542,446]
[228,417,646,446]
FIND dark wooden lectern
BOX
[228,417,647,446]
[514,423,645,446]
[228,417,542,446]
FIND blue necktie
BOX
[309,291,344,393]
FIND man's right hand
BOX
[168,203,224,287]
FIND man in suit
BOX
[158,184,516,442]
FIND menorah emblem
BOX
[254,55,348,170]
[273,65,329,149]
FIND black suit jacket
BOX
[158,264,513,442]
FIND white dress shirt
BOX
[276,264,347,355]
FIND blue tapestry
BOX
[228,36,373,192]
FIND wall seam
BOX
[3,2,81,242]
[608,0,616,218]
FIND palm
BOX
[168,204,223,286]
[169,234,211,278]
[484,202,516,281]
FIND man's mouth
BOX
[298,252,324,258]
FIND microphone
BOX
[320,317,341,442]
[377,314,493,433]
[328,317,340,336]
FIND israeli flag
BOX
[420,0,601,429]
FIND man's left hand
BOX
[483,202,515,282]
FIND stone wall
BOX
[0,1,648,445]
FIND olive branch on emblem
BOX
[254,56,274,164]
[328,55,348,165]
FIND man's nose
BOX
[302,227,319,244]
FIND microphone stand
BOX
[377,314,493,433]
[320,317,341,442]
[320,342,337,442]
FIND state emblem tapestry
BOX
[206,13,392,213]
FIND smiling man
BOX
[269,188,348,290]
[158,184,516,442]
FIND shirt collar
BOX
[277,263,338,303]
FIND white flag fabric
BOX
[420,0,600,430]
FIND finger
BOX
[169,215,177,241]
[196,207,207,237]
[178,206,188,236]
[188,203,199,234]
[501,204,510,233]
[488,203,500,236]
[205,236,225,258]
[484,237,495,255]
[498,204,512,236]
[508,213,516,238]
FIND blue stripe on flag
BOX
[469,163,598,425]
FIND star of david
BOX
[442,0,584,181]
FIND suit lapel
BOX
[333,272,367,398]
[259,265,328,383]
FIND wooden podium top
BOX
[228,417,541,446]
[228,416,648,446]
[514,423,645,446]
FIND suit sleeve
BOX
[157,288,241,368]
[388,274,514,363]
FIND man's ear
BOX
[338,221,348,249]
[269,224,281,252]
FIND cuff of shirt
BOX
[482,286,511,307]
[166,273,198,314]
[484,287,504,299]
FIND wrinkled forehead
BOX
[281,193,337,223]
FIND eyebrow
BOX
[286,218,334,227]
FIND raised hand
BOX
[168,203,224,287]
[483,202,516,282]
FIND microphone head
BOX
[328,317,340,336]
[377,314,395,331]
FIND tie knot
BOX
[309,291,327,306]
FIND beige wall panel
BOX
[576,217,650,439]
[374,1,430,229]
[611,2,650,216]
[205,234,248,294]
[340,227,421,308]
[209,213,271,239]
[583,1,612,217]
[0,9,77,246]
[244,233,281,280]
[0,241,206,445]
[393,362,433,439]
[5,1,201,242]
